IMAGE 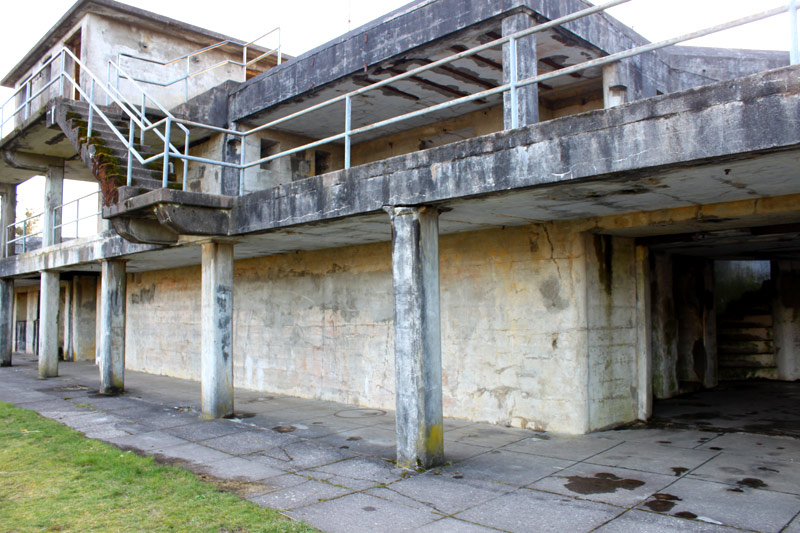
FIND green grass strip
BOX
[0,402,316,532]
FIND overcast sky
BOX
[0,0,795,218]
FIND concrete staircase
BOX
[717,280,777,380]
[51,98,179,206]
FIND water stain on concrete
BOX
[671,467,689,476]
[272,425,297,433]
[737,477,767,489]
[564,472,645,495]
[643,493,681,512]
[674,511,698,519]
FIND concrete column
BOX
[674,257,716,389]
[201,241,235,419]
[62,279,72,361]
[71,275,98,361]
[388,206,443,469]
[603,62,629,108]
[502,12,538,129]
[38,270,60,378]
[650,252,679,399]
[772,260,800,380]
[0,278,13,366]
[1,185,16,257]
[98,260,126,394]
[42,165,64,247]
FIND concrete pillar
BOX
[0,278,13,366]
[603,62,629,108]
[71,275,98,361]
[650,252,679,399]
[38,270,60,378]
[98,260,126,394]
[62,279,72,361]
[673,257,716,390]
[1,185,16,257]
[388,206,443,469]
[42,164,64,247]
[502,12,538,130]
[201,241,235,419]
[772,260,800,380]
[26,290,38,354]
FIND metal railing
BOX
[1,0,798,211]
[7,211,43,254]
[53,189,101,241]
[112,27,282,104]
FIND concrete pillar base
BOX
[38,270,60,378]
[201,241,235,419]
[98,260,127,394]
[388,206,444,469]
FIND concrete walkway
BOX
[1,357,799,533]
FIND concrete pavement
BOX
[1,357,799,532]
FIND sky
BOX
[0,0,796,224]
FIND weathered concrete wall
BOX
[650,252,678,399]
[124,220,650,434]
[70,275,97,361]
[715,260,771,314]
[585,235,649,431]
[673,257,717,391]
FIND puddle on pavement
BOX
[272,425,297,433]
[674,511,698,519]
[643,493,681,512]
[564,472,645,495]
[671,467,689,476]
[737,477,767,489]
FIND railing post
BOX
[140,94,146,146]
[184,58,190,104]
[24,82,31,120]
[22,221,27,253]
[238,134,245,195]
[509,37,519,130]
[162,118,171,188]
[127,118,135,187]
[183,130,189,191]
[344,95,352,169]
[87,79,95,139]
[60,51,66,98]
[75,197,80,239]
[242,46,248,82]
[105,62,111,105]
[791,0,799,65]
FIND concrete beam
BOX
[38,270,60,378]
[0,278,13,366]
[201,241,234,419]
[42,164,64,247]
[502,12,538,129]
[603,62,628,108]
[388,206,443,469]
[98,260,126,394]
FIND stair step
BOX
[718,340,774,355]
[718,352,776,367]
[717,330,773,342]
[717,316,773,328]
[719,367,779,381]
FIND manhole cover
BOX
[334,408,387,419]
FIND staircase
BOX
[717,280,777,380]
[52,98,179,206]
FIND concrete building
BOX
[0,0,798,468]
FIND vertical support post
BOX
[603,62,628,108]
[98,260,126,394]
[60,51,66,98]
[162,118,171,188]
[242,46,248,82]
[184,58,190,104]
[201,241,235,419]
[62,278,72,362]
[105,61,110,105]
[238,135,246,195]
[24,83,31,120]
[344,95,352,169]
[140,94,146,146]
[772,260,800,380]
[183,130,189,191]
[127,118,134,186]
[791,0,799,65]
[87,79,95,138]
[502,12,538,129]
[1,185,17,258]
[43,164,64,247]
[38,270,60,378]
[0,278,13,367]
[388,206,443,469]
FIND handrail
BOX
[53,189,101,240]
[114,27,281,102]
[7,211,43,255]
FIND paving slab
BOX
[314,424,397,459]
[309,455,406,486]
[688,452,800,495]
[162,419,252,442]
[455,487,623,532]
[373,472,509,515]
[250,478,353,511]
[150,442,233,465]
[784,512,800,533]
[586,441,720,477]
[441,449,573,488]
[594,509,740,532]
[289,491,442,533]
[502,434,623,461]
[528,462,676,507]
[444,423,535,448]
[415,517,499,532]
[634,476,800,532]
[201,456,287,481]
[592,428,724,450]
[202,428,301,455]
[247,439,358,471]
[694,433,800,462]
[108,430,188,451]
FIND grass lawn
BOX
[0,402,316,532]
